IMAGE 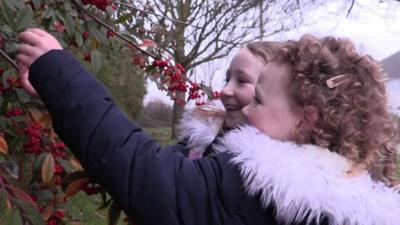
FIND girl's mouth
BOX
[225,105,241,111]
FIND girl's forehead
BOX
[258,62,292,88]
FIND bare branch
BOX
[112,0,201,28]
[346,0,355,17]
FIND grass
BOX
[142,126,177,146]
[65,126,175,225]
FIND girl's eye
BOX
[238,78,247,84]
[224,76,230,84]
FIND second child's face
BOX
[220,48,264,129]
[242,62,302,140]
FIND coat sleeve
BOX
[28,50,236,225]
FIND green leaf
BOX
[64,14,75,35]
[0,207,23,225]
[91,50,103,73]
[88,23,105,43]
[33,153,47,181]
[75,31,83,47]
[4,42,17,54]
[8,135,24,154]
[0,1,14,26]
[41,153,55,184]
[43,8,55,19]
[55,10,66,23]
[56,158,76,173]
[2,160,19,179]
[2,0,16,11]
[12,198,45,225]
[32,0,42,10]
[114,13,134,24]
[107,201,122,225]
[16,6,33,31]
[15,89,31,104]
[32,190,53,202]
[0,154,6,163]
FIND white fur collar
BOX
[177,100,224,154]
[214,126,400,225]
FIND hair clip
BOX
[326,74,351,89]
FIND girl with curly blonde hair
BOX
[246,35,399,186]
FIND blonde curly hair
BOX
[247,35,399,185]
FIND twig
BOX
[0,48,18,71]
[346,0,355,17]
[70,0,158,59]
[112,1,201,29]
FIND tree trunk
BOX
[171,91,185,139]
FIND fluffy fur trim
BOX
[215,126,400,225]
[177,100,224,155]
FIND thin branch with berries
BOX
[0,48,18,71]
[70,0,158,59]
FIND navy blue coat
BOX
[29,50,325,225]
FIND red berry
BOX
[106,30,115,38]
[82,31,89,40]
[53,21,65,33]
[84,52,91,62]
[53,209,65,219]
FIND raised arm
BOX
[17,29,235,225]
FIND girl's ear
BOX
[302,105,319,128]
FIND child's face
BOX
[220,48,264,129]
[242,62,302,140]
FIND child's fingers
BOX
[16,54,34,67]
[28,28,48,37]
[18,63,38,97]
[19,31,42,46]
[18,44,38,56]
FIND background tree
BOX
[116,0,356,137]
[138,99,173,127]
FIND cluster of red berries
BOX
[188,83,200,100]
[52,149,67,158]
[51,142,67,158]
[55,163,65,175]
[80,182,103,195]
[4,107,24,117]
[23,123,42,154]
[153,60,169,67]
[46,209,65,225]
[152,60,210,106]
[82,0,110,11]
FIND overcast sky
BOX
[143,0,400,114]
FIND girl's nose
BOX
[221,82,233,97]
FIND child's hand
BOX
[17,28,62,96]
[18,63,38,97]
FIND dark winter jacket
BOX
[29,50,400,225]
